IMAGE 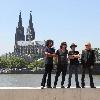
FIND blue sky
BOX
[0,0,100,55]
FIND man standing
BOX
[41,39,55,89]
[53,42,68,88]
[67,43,81,88]
[81,42,96,88]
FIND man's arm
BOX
[68,55,74,59]
[73,54,80,59]
[91,50,96,66]
[68,51,74,59]
[44,47,55,57]
[81,50,85,64]
[45,52,55,57]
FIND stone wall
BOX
[0,87,100,100]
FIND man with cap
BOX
[53,42,68,88]
[67,43,81,88]
[81,42,96,88]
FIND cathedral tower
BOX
[15,11,25,44]
[26,11,35,41]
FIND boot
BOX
[53,85,56,88]
[90,83,96,88]
[76,82,81,88]
[61,85,65,88]
[67,84,71,88]
[41,86,44,89]
[76,85,81,88]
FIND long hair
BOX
[60,42,67,49]
[45,39,54,47]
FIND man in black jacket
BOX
[81,42,96,88]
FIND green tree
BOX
[0,58,11,68]
[9,56,28,69]
[0,56,28,69]
[28,59,45,70]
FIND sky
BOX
[0,0,100,55]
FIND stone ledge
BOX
[0,87,100,100]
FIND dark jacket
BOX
[81,49,96,66]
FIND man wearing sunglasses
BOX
[81,42,96,88]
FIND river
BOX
[0,74,100,87]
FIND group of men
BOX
[41,39,96,89]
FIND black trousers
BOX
[81,65,95,87]
[41,64,53,87]
[68,64,80,86]
[54,63,67,86]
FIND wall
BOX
[0,87,100,100]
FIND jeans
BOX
[54,63,67,86]
[68,64,80,86]
[81,65,95,87]
[41,64,53,87]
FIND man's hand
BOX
[52,54,56,57]
[45,52,56,57]
[91,65,94,69]
[73,54,80,58]
[68,55,75,59]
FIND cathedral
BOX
[14,11,45,61]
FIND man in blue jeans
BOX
[41,39,55,89]
[67,43,81,88]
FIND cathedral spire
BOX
[26,11,35,41]
[15,11,25,44]
[18,11,22,27]
[29,11,33,28]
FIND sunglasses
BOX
[85,45,89,46]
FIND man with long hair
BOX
[53,42,68,88]
[41,39,55,89]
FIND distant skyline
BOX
[0,0,100,55]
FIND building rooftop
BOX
[17,41,34,46]
[17,40,45,46]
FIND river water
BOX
[0,74,100,87]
